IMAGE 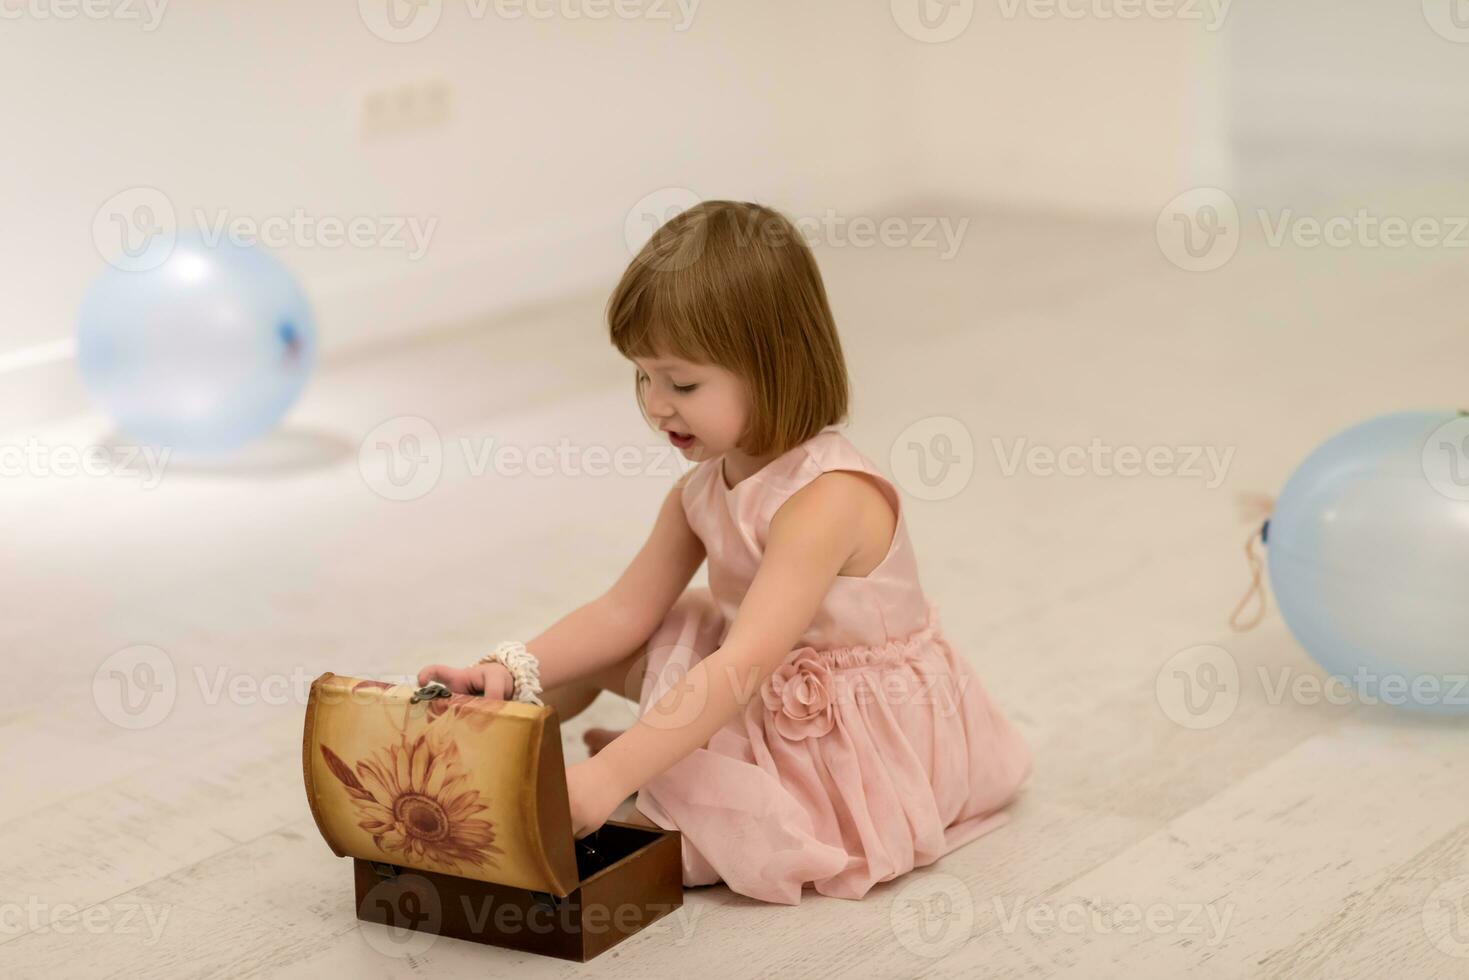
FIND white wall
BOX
[1225,0,1469,203]
[1,4,908,355]
[1,2,1228,425]
[906,11,1231,218]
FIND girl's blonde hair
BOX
[606,200,850,457]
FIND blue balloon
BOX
[1268,410,1469,714]
[77,236,316,453]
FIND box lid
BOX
[302,672,581,897]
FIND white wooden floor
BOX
[4,195,1469,979]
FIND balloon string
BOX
[1228,523,1268,632]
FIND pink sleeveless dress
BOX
[632,424,1034,905]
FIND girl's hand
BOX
[416,662,513,699]
[565,756,630,839]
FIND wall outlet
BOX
[360,78,452,139]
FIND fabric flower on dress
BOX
[761,648,837,741]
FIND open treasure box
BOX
[302,672,683,962]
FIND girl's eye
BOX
[634,369,693,393]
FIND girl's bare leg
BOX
[540,678,601,723]
[541,645,651,725]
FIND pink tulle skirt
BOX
[632,587,1034,905]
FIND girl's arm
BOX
[419,474,706,697]
[525,475,707,691]
[590,471,868,800]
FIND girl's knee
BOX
[672,585,715,616]
[591,586,720,703]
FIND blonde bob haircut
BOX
[606,200,851,458]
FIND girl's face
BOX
[631,353,748,461]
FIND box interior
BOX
[574,822,664,884]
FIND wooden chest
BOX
[302,672,684,961]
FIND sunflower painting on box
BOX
[310,677,528,879]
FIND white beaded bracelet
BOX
[475,640,545,706]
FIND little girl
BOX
[419,200,1032,905]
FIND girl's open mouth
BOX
[668,431,694,449]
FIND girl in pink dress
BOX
[622,422,1035,904]
[421,200,1032,906]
